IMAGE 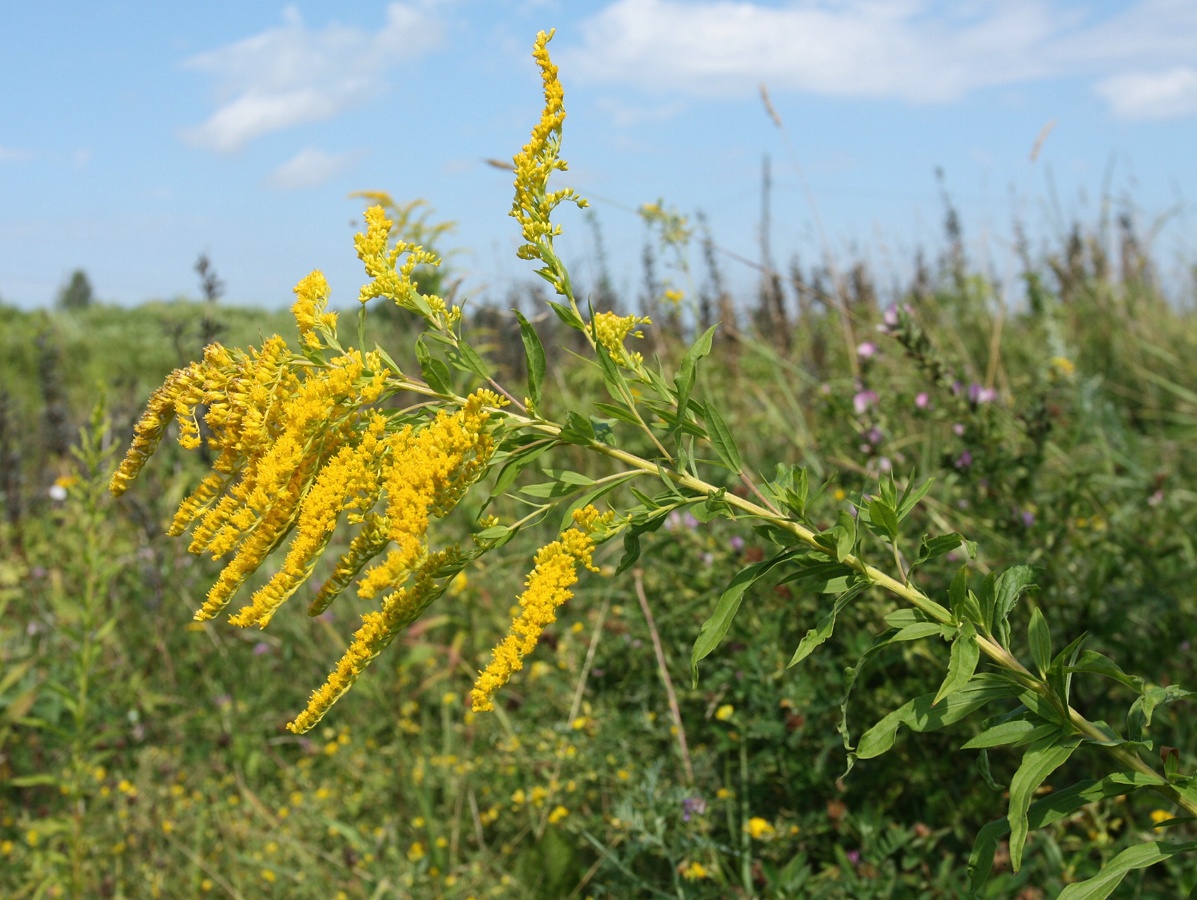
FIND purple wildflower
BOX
[856,341,878,359]
[915,392,930,409]
[682,796,706,821]
[853,390,878,415]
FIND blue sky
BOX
[3,0,1196,311]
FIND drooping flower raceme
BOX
[472,506,611,712]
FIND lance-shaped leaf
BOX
[786,581,868,668]
[856,674,1013,760]
[1027,607,1051,676]
[702,400,742,472]
[933,620,981,705]
[691,551,796,686]
[1008,735,1083,871]
[966,772,1160,896]
[1057,841,1197,900]
[513,310,546,407]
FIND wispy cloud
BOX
[180,4,442,153]
[0,145,33,163]
[566,0,1197,119]
[266,148,359,189]
[1095,67,1197,119]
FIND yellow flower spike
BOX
[358,389,500,599]
[288,548,460,733]
[109,365,197,496]
[510,30,588,277]
[472,506,610,712]
[292,270,338,349]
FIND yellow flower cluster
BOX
[112,257,507,731]
[510,30,587,263]
[592,310,651,368]
[355,205,460,329]
[291,270,339,350]
[471,506,611,712]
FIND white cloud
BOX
[266,148,359,189]
[0,145,32,163]
[566,0,1197,118]
[1095,67,1197,119]
[567,0,1068,103]
[180,4,441,153]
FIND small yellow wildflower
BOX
[1150,809,1173,826]
[548,806,569,824]
[681,860,709,880]
[716,787,733,800]
[715,704,735,721]
[745,817,776,840]
[663,288,684,305]
[407,842,425,862]
[1049,355,1076,379]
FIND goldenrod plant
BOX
[110,30,1196,896]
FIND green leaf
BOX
[702,400,742,472]
[1028,607,1051,676]
[883,609,932,629]
[473,524,517,549]
[966,773,1161,896]
[1008,735,1083,871]
[486,441,552,504]
[448,341,490,380]
[592,402,642,427]
[961,716,1039,750]
[786,582,867,668]
[614,509,671,575]
[1128,684,1195,742]
[917,533,968,566]
[865,498,899,541]
[415,336,452,394]
[1065,650,1143,692]
[779,560,856,594]
[1047,633,1089,705]
[988,565,1038,644]
[541,469,596,486]
[513,310,546,407]
[674,325,716,424]
[1057,841,1197,900]
[934,621,981,705]
[818,509,858,562]
[691,551,796,686]
[856,675,1013,760]
[896,476,935,520]
[558,411,596,446]
[546,300,584,330]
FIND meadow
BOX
[3,32,1197,900]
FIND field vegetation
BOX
[2,32,1196,900]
